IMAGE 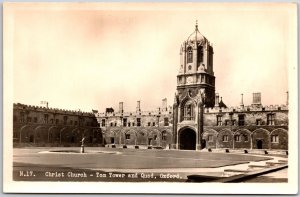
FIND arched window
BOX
[197,46,203,63]
[183,102,194,121]
[187,47,193,63]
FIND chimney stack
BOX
[162,98,167,111]
[240,93,244,108]
[214,93,219,107]
[286,91,289,106]
[136,101,141,112]
[252,92,262,106]
[119,102,124,113]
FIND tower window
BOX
[187,47,193,63]
[197,46,203,63]
[125,134,130,140]
[188,65,192,70]
[184,104,194,120]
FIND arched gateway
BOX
[179,128,196,150]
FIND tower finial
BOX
[195,20,198,31]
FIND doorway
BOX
[179,128,196,150]
[257,140,263,149]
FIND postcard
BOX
[3,2,298,194]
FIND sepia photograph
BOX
[3,2,298,194]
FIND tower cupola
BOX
[176,22,215,107]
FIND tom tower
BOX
[172,23,215,150]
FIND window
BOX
[27,117,32,123]
[123,118,127,127]
[132,123,135,126]
[162,131,167,141]
[63,116,67,125]
[101,119,105,127]
[244,135,248,142]
[75,121,78,125]
[154,135,157,140]
[256,119,262,125]
[137,118,141,127]
[225,120,230,126]
[238,114,245,126]
[208,135,213,142]
[164,118,169,126]
[110,122,113,127]
[128,122,131,127]
[34,117,38,123]
[188,65,192,70]
[234,135,241,142]
[70,120,73,125]
[267,114,275,125]
[271,135,279,143]
[125,134,130,140]
[114,122,117,127]
[184,104,194,120]
[148,122,151,126]
[20,112,25,123]
[217,116,222,126]
[50,119,54,124]
[44,114,49,124]
[223,135,229,142]
[152,122,155,126]
[187,47,193,63]
[56,119,59,125]
[197,46,203,63]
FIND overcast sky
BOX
[7,3,295,112]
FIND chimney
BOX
[286,91,289,106]
[162,98,167,111]
[136,101,141,112]
[240,94,244,108]
[119,102,124,113]
[252,92,262,106]
[214,93,219,107]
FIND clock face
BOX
[187,76,193,84]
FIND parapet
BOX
[13,103,95,116]
[206,104,288,113]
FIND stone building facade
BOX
[13,103,102,147]
[97,23,289,150]
[96,100,173,148]
[13,23,289,150]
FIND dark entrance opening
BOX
[179,128,196,150]
[201,139,206,149]
[257,140,263,149]
[111,137,114,144]
[71,136,75,143]
[29,135,34,143]
[148,138,152,145]
[89,136,93,143]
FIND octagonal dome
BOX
[186,23,207,45]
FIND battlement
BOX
[96,106,173,118]
[13,103,95,116]
[206,104,288,113]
